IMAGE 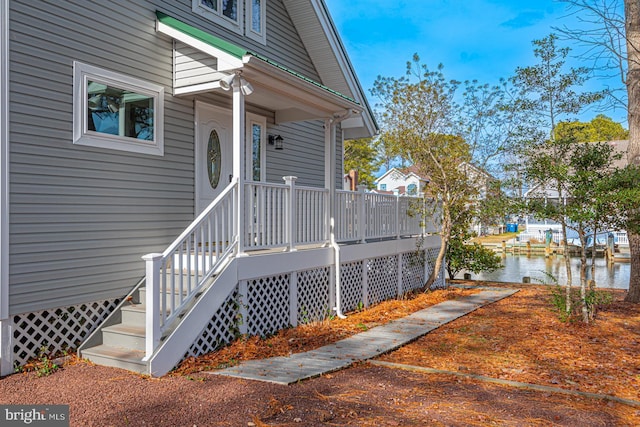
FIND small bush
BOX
[550,285,613,322]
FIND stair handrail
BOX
[143,178,239,359]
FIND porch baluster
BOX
[284,176,298,252]
[356,185,366,243]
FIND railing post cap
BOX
[283,175,298,182]
[142,253,163,261]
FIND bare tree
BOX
[623,0,640,302]
[556,0,628,111]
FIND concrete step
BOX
[81,344,147,374]
[121,304,147,327]
[102,324,146,351]
[139,286,190,309]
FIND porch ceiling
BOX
[156,11,363,124]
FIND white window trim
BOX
[192,0,266,45]
[192,0,244,35]
[245,0,266,45]
[73,62,165,156]
[245,113,266,181]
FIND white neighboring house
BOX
[374,166,427,196]
[375,164,497,234]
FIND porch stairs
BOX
[79,256,237,375]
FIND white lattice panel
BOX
[246,275,290,337]
[185,286,241,358]
[426,247,438,278]
[12,299,120,366]
[425,248,446,289]
[402,250,425,293]
[297,268,330,323]
[367,255,398,305]
[339,261,364,313]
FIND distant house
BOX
[375,163,498,234]
[374,166,428,196]
[521,140,629,243]
[0,0,443,377]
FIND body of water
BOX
[471,254,630,289]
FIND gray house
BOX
[0,0,442,376]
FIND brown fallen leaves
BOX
[380,281,640,403]
[174,281,640,425]
[173,287,478,375]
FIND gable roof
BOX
[283,0,378,139]
[375,166,429,185]
[156,4,378,139]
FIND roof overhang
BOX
[282,0,379,139]
[156,11,364,125]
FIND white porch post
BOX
[324,118,334,242]
[232,74,246,256]
[0,320,11,377]
[142,253,162,360]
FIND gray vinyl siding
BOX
[8,0,193,314]
[8,0,342,314]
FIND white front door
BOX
[195,102,233,215]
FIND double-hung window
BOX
[192,0,266,44]
[73,62,164,156]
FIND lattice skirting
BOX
[184,250,434,359]
[402,251,426,294]
[11,299,120,367]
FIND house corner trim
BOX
[0,0,9,322]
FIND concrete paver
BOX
[210,287,518,385]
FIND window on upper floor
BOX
[73,62,164,156]
[407,183,417,195]
[193,0,266,44]
[380,184,387,191]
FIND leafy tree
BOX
[512,33,602,309]
[566,141,623,321]
[524,138,626,322]
[510,34,603,138]
[446,207,503,279]
[343,137,382,189]
[371,55,478,289]
[555,114,628,141]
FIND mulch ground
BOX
[1,282,639,426]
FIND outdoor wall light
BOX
[239,78,254,96]
[269,134,284,150]
[219,74,235,91]
[219,73,253,95]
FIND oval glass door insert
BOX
[207,130,221,189]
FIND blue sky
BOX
[323,0,627,125]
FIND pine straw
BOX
[173,287,478,375]
[380,283,640,403]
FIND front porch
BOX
[78,181,442,376]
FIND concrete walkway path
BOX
[210,287,518,385]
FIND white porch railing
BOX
[243,177,330,250]
[143,180,238,358]
[144,179,438,358]
[335,187,434,242]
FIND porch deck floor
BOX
[208,286,518,385]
